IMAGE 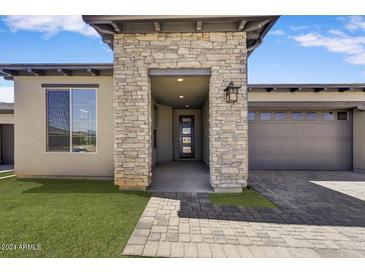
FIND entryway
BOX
[149,68,211,192]
[149,161,211,192]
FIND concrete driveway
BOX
[123,171,365,258]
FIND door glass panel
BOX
[182,127,191,135]
[182,137,191,144]
[182,146,192,153]
[182,118,191,125]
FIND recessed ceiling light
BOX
[185,104,190,108]
[179,95,184,99]
[177,78,184,82]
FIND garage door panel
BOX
[249,110,352,171]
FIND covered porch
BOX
[149,161,211,192]
[149,70,211,192]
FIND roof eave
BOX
[0,63,113,80]
[83,15,280,55]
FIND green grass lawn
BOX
[208,187,277,208]
[0,171,15,179]
[0,177,150,258]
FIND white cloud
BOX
[289,25,309,32]
[3,15,98,38]
[269,29,286,36]
[0,87,14,103]
[292,16,365,65]
[345,16,365,32]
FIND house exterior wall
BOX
[157,104,173,163]
[113,32,248,191]
[353,109,365,172]
[14,76,114,178]
[202,98,210,166]
[0,114,14,124]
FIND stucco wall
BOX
[157,104,173,163]
[353,109,365,172]
[0,114,14,124]
[202,99,210,166]
[14,76,114,178]
[173,109,202,161]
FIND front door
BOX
[179,115,194,158]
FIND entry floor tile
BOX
[149,161,212,193]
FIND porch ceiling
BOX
[151,76,209,109]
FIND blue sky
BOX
[1,15,365,102]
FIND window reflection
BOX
[47,90,70,152]
[72,89,96,152]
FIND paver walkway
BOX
[122,171,365,257]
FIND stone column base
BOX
[118,185,147,191]
[212,180,247,193]
[213,186,243,193]
[114,178,149,191]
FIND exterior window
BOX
[322,112,334,120]
[47,88,97,153]
[305,112,316,120]
[274,112,286,121]
[260,112,272,121]
[291,112,302,120]
[47,90,70,152]
[337,111,348,120]
[72,89,96,152]
[248,112,256,121]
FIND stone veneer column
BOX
[113,32,248,191]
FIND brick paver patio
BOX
[122,171,365,257]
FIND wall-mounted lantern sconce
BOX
[224,81,240,103]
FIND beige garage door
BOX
[248,110,352,170]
